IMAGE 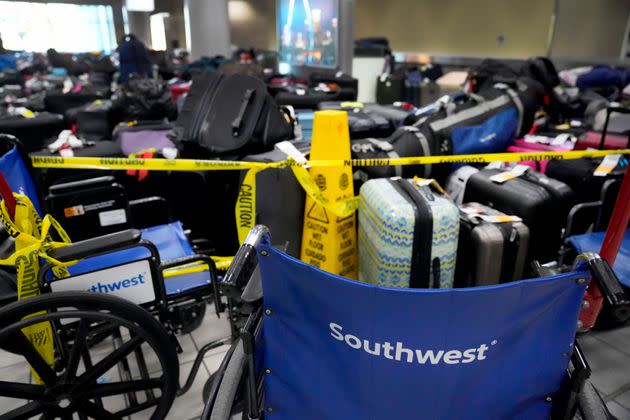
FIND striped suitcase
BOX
[359,177,459,288]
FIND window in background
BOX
[150,12,170,51]
[0,1,117,53]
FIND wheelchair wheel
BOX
[575,378,615,420]
[0,291,179,419]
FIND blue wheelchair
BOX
[203,226,616,420]
[0,134,233,419]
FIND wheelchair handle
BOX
[221,226,270,299]
[575,252,630,325]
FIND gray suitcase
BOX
[454,202,530,287]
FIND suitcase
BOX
[545,157,626,204]
[76,99,116,140]
[376,73,405,105]
[506,134,576,173]
[575,131,629,150]
[44,91,104,118]
[454,202,530,287]
[462,167,574,264]
[359,177,459,288]
[0,112,65,152]
[113,120,175,155]
[317,102,392,139]
[239,141,310,257]
[176,72,293,156]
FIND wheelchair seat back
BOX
[0,144,42,215]
[256,245,588,420]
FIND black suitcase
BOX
[44,91,104,118]
[75,100,116,140]
[462,168,574,264]
[317,102,392,138]
[240,141,309,257]
[0,112,65,152]
[376,73,405,104]
[546,157,626,205]
[176,72,293,156]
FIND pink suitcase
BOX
[574,131,628,150]
[507,136,575,173]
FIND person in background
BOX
[0,34,5,54]
[117,33,152,83]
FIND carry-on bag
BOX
[350,125,452,184]
[0,111,65,152]
[113,120,176,155]
[359,177,459,288]
[454,202,530,287]
[238,141,309,257]
[317,101,392,138]
[546,108,628,204]
[506,134,576,173]
[75,99,116,140]
[176,72,293,156]
[575,106,630,150]
[461,167,574,264]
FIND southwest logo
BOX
[87,273,146,293]
[330,323,497,365]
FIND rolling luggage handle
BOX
[232,88,255,137]
[599,106,630,150]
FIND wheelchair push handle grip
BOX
[221,226,270,299]
[588,258,630,323]
[221,245,257,299]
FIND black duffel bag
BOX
[175,72,294,157]
[112,76,177,121]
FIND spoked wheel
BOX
[0,291,179,419]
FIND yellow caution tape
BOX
[0,194,74,384]
[31,148,630,240]
[31,149,630,171]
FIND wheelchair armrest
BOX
[162,254,223,313]
[49,176,117,193]
[48,229,142,262]
[564,201,602,239]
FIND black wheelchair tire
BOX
[575,379,615,420]
[201,338,247,420]
[0,291,180,420]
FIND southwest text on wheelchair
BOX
[330,323,497,365]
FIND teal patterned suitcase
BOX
[359,177,459,288]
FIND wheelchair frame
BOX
[0,135,235,418]
[202,226,622,420]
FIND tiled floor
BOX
[578,327,630,419]
[3,304,630,419]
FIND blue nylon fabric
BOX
[569,230,630,288]
[0,146,43,215]
[258,245,587,420]
[61,221,210,296]
[451,108,518,155]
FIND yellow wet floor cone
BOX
[300,110,358,278]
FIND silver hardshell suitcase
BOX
[454,202,530,287]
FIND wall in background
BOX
[354,0,554,57]
[228,0,276,50]
[550,0,630,60]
